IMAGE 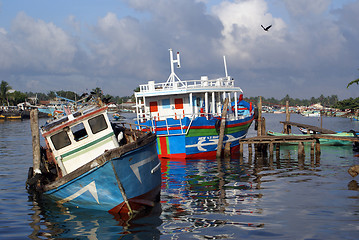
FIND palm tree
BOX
[347,69,359,88]
[347,79,359,88]
[0,81,11,106]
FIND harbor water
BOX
[0,113,359,239]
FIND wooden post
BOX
[239,143,244,161]
[30,109,41,175]
[310,141,315,156]
[276,143,280,160]
[269,142,274,159]
[298,142,305,159]
[216,98,229,158]
[224,142,231,158]
[315,139,321,155]
[257,96,262,136]
[284,101,290,133]
[248,143,253,158]
[261,117,266,135]
[285,100,290,122]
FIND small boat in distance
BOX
[26,100,161,216]
[134,49,254,158]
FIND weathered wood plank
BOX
[279,121,336,134]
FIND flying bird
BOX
[261,24,272,31]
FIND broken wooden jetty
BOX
[236,97,359,160]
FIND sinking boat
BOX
[134,49,254,158]
[26,103,161,215]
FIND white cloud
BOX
[212,0,287,67]
[282,0,331,17]
[0,0,358,99]
[8,12,77,73]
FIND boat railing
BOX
[138,77,234,93]
[116,122,154,141]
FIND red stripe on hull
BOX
[158,136,168,155]
[158,141,242,159]
[154,116,254,132]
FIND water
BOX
[1,114,359,239]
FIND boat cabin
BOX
[41,106,120,176]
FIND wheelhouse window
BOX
[51,130,71,150]
[89,114,108,134]
[71,123,88,141]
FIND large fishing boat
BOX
[135,49,254,158]
[26,100,161,216]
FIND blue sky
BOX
[0,0,358,100]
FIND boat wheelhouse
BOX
[27,103,161,215]
[135,49,254,158]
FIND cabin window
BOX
[175,98,183,109]
[51,131,71,150]
[71,123,88,141]
[162,99,170,109]
[89,114,108,134]
[196,97,201,107]
[150,101,158,112]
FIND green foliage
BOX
[347,79,359,88]
[333,97,359,110]
[244,94,340,108]
[0,80,11,105]
[0,80,356,110]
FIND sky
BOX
[0,0,358,100]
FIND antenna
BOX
[176,51,181,68]
[165,49,184,88]
[223,56,228,77]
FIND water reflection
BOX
[27,193,162,239]
[159,157,264,237]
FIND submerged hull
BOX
[142,115,254,158]
[43,134,161,213]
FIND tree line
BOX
[1,80,358,110]
[0,81,134,107]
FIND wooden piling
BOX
[269,142,274,159]
[310,141,315,156]
[298,142,305,159]
[257,96,262,136]
[284,101,291,134]
[30,109,41,175]
[261,117,266,135]
[276,143,280,160]
[248,143,253,158]
[216,98,229,158]
[315,139,321,155]
[224,142,231,158]
[239,142,244,159]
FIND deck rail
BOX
[138,77,235,93]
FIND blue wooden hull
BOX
[43,137,161,213]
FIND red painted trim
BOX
[158,136,168,155]
[157,142,243,159]
[42,106,108,137]
[154,116,254,132]
[158,152,186,159]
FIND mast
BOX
[165,49,184,88]
[223,56,228,78]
